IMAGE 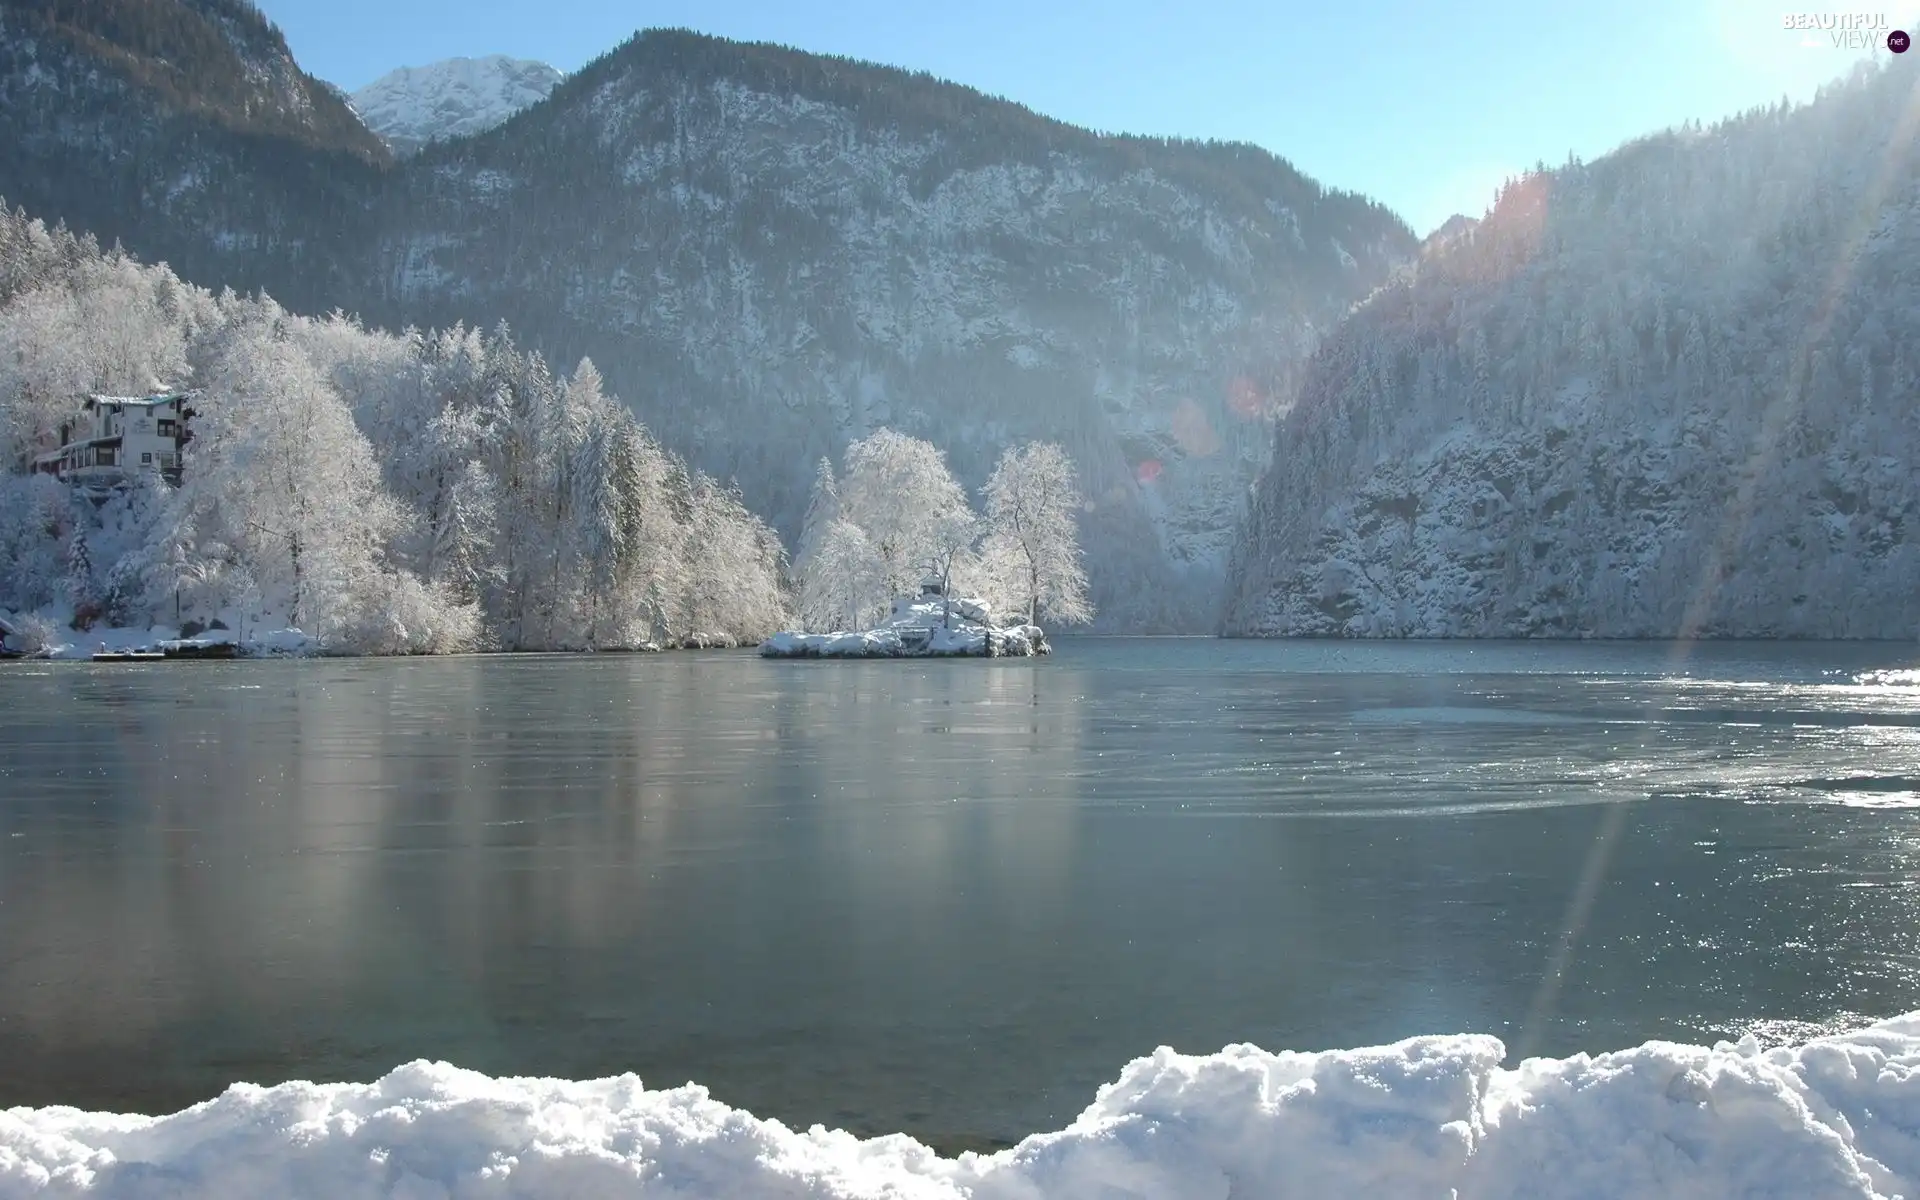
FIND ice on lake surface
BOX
[1349,704,1592,725]
[3,638,1920,1195]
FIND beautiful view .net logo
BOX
[1781,11,1911,51]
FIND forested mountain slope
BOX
[0,11,1416,629]
[1,0,383,156]
[1226,64,1920,639]
[0,0,389,312]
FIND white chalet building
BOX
[33,391,198,491]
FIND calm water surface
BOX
[3,639,1920,1151]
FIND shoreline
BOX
[9,634,1917,662]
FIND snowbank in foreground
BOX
[5,1016,1919,1199]
[761,596,1048,659]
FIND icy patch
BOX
[1734,775,1920,809]
[1857,669,1920,687]
[6,1016,1920,1197]
[1350,705,1591,727]
[1831,793,1920,809]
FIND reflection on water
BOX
[2,639,1920,1151]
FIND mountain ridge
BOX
[0,17,1418,629]
[4,0,387,160]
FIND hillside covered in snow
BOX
[1225,64,1920,639]
[0,15,1416,631]
[0,206,787,655]
[350,56,563,156]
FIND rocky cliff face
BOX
[0,17,1415,628]
[351,56,562,156]
[1226,66,1920,638]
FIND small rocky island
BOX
[760,580,1049,658]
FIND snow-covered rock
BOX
[5,1014,1920,1197]
[349,56,563,156]
[245,628,317,657]
[761,596,1048,658]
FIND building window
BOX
[158,420,175,437]
[141,452,152,465]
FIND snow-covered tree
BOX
[921,504,980,629]
[0,202,791,653]
[790,429,1101,632]
[683,476,788,643]
[981,441,1092,626]
[836,429,975,600]
[796,457,838,565]
[63,519,93,623]
[186,307,401,640]
[798,517,884,630]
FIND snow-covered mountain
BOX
[1225,65,1920,639]
[357,32,1415,628]
[350,56,563,156]
[0,21,1416,630]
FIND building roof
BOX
[84,390,199,408]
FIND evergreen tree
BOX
[63,520,92,623]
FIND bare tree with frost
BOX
[981,441,1092,626]
[835,429,975,600]
[799,518,885,630]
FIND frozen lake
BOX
[2,638,1919,1153]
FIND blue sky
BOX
[257,0,1904,233]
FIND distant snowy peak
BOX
[350,56,563,156]
[1423,213,1479,252]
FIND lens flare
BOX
[1172,398,1222,458]
[1228,376,1267,420]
